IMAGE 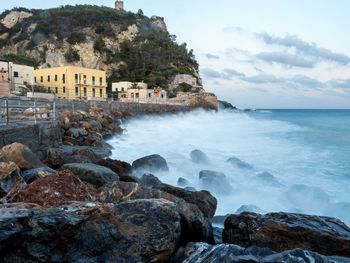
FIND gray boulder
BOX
[0,200,182,263]
[132,154,169,173]
[227,157,253,170]
[190,149,210,164]
[62,163,119,187]
[256,172,283,187]
[20,167,57,183]
[177,177,190,187]
[199,170,233,195]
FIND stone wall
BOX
[0,121,62,157]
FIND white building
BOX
[112,81,148,93]
[0,60,35,95]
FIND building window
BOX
[131,92,134,98]
[75,74,78,84]
[92,76,95,86]
[121,87,124,91]
[148,92,152,98]
[14,72,19,78]
[161,94,164,99]
[40,76,43,82]
[83,87,87,97]
[34,77,36,83]
[47,75,50,82]
[99,77,102,86]
[63,86,66,93]
[100,89,102,97]
[92,88,95,97]
[55,87,58,93]
[136,93,139,98]
[83,75,87,85]
[75,86,79,96]
[48,87,51,93]
[55,74,58,81]
[62,74,66,84]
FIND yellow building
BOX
[34,66,107,100]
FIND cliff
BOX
[0,5,200,89]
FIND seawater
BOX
[109,109,350,225]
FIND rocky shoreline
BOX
[0,107,350,262]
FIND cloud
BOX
[204,53,220,60]
[289,75,323,88]
[256,33,350,65]
[242,74,282,84]
[201,68,245,80]
[327,79,350,89]
[255,52,316,68]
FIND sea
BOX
[109,109,350,225]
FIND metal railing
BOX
[0,97,56,125]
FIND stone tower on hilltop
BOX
[115,1,124,11]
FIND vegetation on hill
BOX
[0,5,200,90]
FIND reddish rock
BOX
[222,212,350,257]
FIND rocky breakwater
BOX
[0,145,218,262]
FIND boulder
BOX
[0,200,181,262]
[227,157,253,170]
[235,204,266,214]
[7,170,96,207]
[190,149,210,164]
[66,155,92,164]
[20,167,57,183]
[181,242,350,263]
[67,127,80,138]
[0,143,45,170]
[96,158,133,178]
[222,212,350,257]
[256,171,283,187]
[99,181,214,244]
[199,170,233,195]
[88,119,102,130]
[132,154,169,173]
[140,174,217,219]
[177,177,190,187]
[0,161,22,195]
[62,163,119,187]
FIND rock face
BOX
[181,242,350,263]
[0,199,182,263]
[132,154,169,173]
[62,163,119,187]
[222,212,350,257]
[199,170,233,195]
[0,143,45,169]
[0,11,33,29]
[96,158,134,180]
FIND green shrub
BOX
[64,48,80,62]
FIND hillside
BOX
[0,5,201,89]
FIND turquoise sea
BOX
[109,109,350,225]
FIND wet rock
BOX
[222,212,350,257]
[62,163,119,187]
[235,204,266,214]
[0,161,22,195]
[140,173,163,187]
[181,242,350,263]
[7,170,96,207]
[96,158,133,178]
[190,149,210,164]
[213,227,223,244]
[0,143,45,170]
[20,167,57,183]
[185,187,197,192]
[142,175,217,219]
[199,170,233,195]
[132,154,169,173]
[67,127,80,138]
[88,119,102,130]
[0,199,181,262]
[227,157,253,170]
[256,171,283,187]
[66,155,92,164]
[177,177,190,187]
[99,181,214,244]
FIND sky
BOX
[2,0,350,108]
